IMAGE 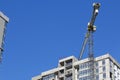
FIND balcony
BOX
[65,69,72,77]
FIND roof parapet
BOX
[0,11,9,22]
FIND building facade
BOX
[32,54,120,80]
[0,11,9,61]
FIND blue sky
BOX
[0,0,120,80]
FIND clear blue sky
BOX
[0,0,120,80]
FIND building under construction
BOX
[32,54,120,80]
[32,3,120,80]
[0,11,9,62]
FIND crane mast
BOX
[78,3,100,80]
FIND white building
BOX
[0,11,9,61]
[32,54,120,80]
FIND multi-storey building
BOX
[0,11,9,61]
[32,54,120,80]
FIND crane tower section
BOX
[0,11,9,62]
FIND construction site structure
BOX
[32,2,120,80]
[78,3,100,80]
[0,11,9,62]
[32,54,120,80]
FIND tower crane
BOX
[78,3,100,80]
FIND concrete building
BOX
[0,11,9,60]
[32,54,120,80]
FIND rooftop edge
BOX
[0,11,9,22]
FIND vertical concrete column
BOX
[75,69,78,80]
[106,59,110,79]
[55,75,57,80]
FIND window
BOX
[79,71,82,76]
[49,74,54,79]
[88,69,91,74]
[110,60,113,67]
[79,64,82,69]
[95,62,98,67]
[84,76,87,80]
[87,69,90,74]
[96,75,99,80]
[84,63,88,68]
[88,76,92,80]
[88,62,91,68]
[83,63,85,69]
[85,70,87,75]
[83,77,86,80]
[114,75,117,80]
[87,76,90,80]
[117,72,119,76]
[102,60,105,65]
[103,66,106,72]
[43,74,55,80]
[79,64,84,69]
[65,77,72,80]
[83,70,85,75]
[96,69,99,73]
[79,78,82,80]
[43,76,48,80]
[103,73,106,78]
